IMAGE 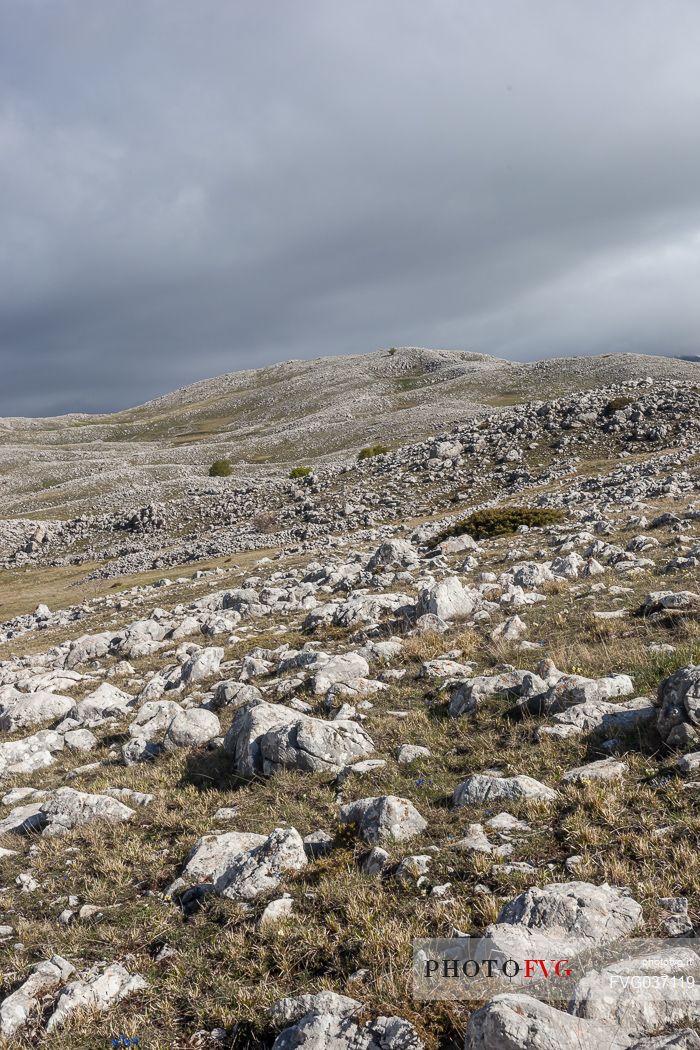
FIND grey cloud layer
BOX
[1,0,699,414]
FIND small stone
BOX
[339,795,427,843]
[260,894,294,927]
[395,744,431,765]
[361,847,390,876]
[213,807,239,821]
[394,854,431,883]
[303,830,334,858]
[63,729,98,752]
[561,757,627,783]
[16,873,40,892]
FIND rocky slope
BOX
[0,351,699,1047]
[1,347,698,522]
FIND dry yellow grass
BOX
[0,490,699,1046]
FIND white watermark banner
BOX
[413,937,700,1004]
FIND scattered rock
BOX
[453,774,557,807]
[224,699,374,776]
[340,795,427,843]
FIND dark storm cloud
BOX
[1,0,699,415]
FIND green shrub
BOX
[602,396,634,417]
[208,458,232,477]
[289,466,312,479]
[435,506,566,543]
[358,444,390,461]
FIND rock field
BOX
[0,348,699,1047]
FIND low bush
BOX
[358,444,390,461]
[435,506,566,543]
[602,396,634,417]
[208,459,232,477]
[289,466,312,479]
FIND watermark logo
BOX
[413,937,700,1003]
[423,956,573,980]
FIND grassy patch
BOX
[602,396,635,416]
[435,506,566,543]
[358,445,391,461]
[208,458,232,477]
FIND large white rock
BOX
[480,881,642,964]
[331,592,413,629]
[224,699,374,776]
[21,669,84,693]
[46,963,146,1031]
[510,561,555,588]
[213,681,263,709]
[0,689,74,732]
[64,728,98,752]
[180,646,224,686]
[561,756,627,784]
[0,802,47,836]
[465,993,631,1050]
[537,697,655,740]
[491,615,528,643]
[168,830,266,894]
[571,945,700,1035]
[0,729,64,778]
[39,788,135,837]
[213,827,308,900]
[69,683,133,725]
[270,992,424,1050]
[64,632,113,669]
[0,956,74,1038]
[113,618,169,659]
[310,653,371,695]
[550,552,587,579]
[260,895,295,927]
[416,577,477,620]
[641,592,700,616]
[128,699,184,741]
[440,533,479,555]
[271,991,360,1028]
[449,671,545,717]
[453,774,557,807]
[339,795,427,844]
[164,708,220,749]
[396,744,431,765]
[656,666,700,749]
[367,540,420,570]
[521,672,634,715]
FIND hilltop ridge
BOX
[0,348,697,522]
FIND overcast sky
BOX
[1,1,699,415]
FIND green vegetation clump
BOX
[358,444,390,461]
[289,466,312,479]
[436,506,566,542]
[208,458,232,477]
[602,396,634,417]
